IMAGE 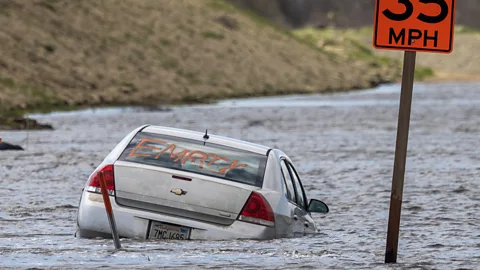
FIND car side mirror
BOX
[308,199,329,213]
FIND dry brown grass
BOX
[316,26,480,82]
[0,0,399,116]
[373,31,480,82]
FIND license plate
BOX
[148,221,191,240]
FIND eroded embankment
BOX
[0,0,400,129]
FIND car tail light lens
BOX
[238,191,275,227]
[86,164,115,195]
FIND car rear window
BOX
[118,132,267,187]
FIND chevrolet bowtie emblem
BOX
[170,189,187,196]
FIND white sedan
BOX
[76,125,328,240]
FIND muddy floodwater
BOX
[1,83,479,269]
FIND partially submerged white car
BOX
[76,125,328,240]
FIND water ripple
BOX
[1,83,479,269]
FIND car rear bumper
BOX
[76,192,277,240]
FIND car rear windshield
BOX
[118,132,267,187]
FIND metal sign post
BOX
[373,0,456,263]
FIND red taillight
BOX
[86,164,115,195]
[238,192,275,227]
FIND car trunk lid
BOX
[114,161,256,226]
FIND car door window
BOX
[280,160,296,203]
[287,162,307,210]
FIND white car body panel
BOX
[76,125,323,240]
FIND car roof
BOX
[141,125,271,155]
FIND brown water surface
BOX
[0,83,479,269]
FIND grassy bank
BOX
[0,0,402,129]
[292,26,480,82]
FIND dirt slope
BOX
[230,0,480,29]
[0,0,399,119]
[230,0,480,82]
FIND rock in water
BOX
[0,117,53,130]
[0,141,24,151]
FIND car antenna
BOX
[203,129,209,145]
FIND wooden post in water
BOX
[385,51,416,263]
[26,115,29,151]
[98,171,122,250]
[373,0,456,263]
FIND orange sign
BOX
[374,0,456,53]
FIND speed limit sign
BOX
[374,0,456,53]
